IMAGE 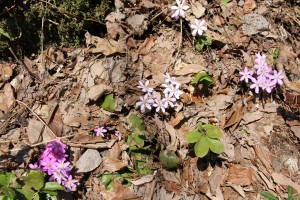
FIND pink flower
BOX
[28,163,39,169]
[191,19,207,36]
[255,52,267,64]
[171,0,189,19]
[114,130,122,141]
[262,79,274,93]
[269,69,284,85]
[153,99,167,112]
[63,175,78,192]
[239,67,254,83]
[137,80,153,93]
[136,94,154,112]
[168,83,182,99]
[164,73,177,84]
[162,92,176,108]
[94,126,107,137]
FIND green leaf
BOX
[159,150,180,170]
[0,172,16,187]
[288,186,294,197]
[127,131,144,147]
[186,130,202,143]
[129,113,145,131]
[41,190,57,196]
[221,0,231,4]
[101,173,115,187]
[20,170,45,191]
[260,191,279,200]
[192,72,213,87]
[101,94,116,112]
[0,195,9,200]
[207,138,224,154]
[19,185,35,200]
[1,187,16,199]
[42,182,65,191]
[195,35,213,51]
[0,28,11,40]
[194,136,209,158]
[32,192,40,200]
[203,124,222,139]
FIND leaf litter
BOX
[1,0,300,199]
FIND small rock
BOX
[76,149,101,173]
[242,13,269,35]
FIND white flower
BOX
[153,99,167,113]
[137,80,153,93]
[191,19,207,36]
[136,94,154,112]
[164,73,177,84]
[171,0,189,19]
[162,93,176,108]
[168,83,183,99]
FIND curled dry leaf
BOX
[101,156,126,173]
[131,175,154,186]
[100,180,140,200]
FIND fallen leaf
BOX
[76,149,101,173]
[0,63,13,85]
[241,111,263,125]
[0,83,15,114]
[126,14,147,36]
[101,157,126,173]
[225,165,253,186]
[131,175,154,186]
[85,84,112,103]
[191,2,206,18]
[165,122,178,151]
[254,144,273,173]
[243,0,256,14]
[174,62,206,76]
[291,126,300,139]
[272,172,300,193]
[26,119,44,144]
[169,112,184,126]
[209,166,223,196]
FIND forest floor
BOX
[1,0,300,199]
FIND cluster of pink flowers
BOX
[239,52,284,94]
[136,73,182,113]
[94,126,121,141]
[29,140,78,192]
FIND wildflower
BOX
[191,19,207,36]
[164,73,177,84]
[47,140,66,154]
[162,92,176,108]
[249,77,262,94]
[255,52,267,64]
[153,99,167,112]
[63,175,78,192]
[137,80,153,93]
[54,161,71,177]
[114,130,122,141]
[28,163,39,169]
[262,79,274,93]
[171,0,189,19]
[257,66,272,79]
[254,61,268,72]
[239,67,254,83]
[94,126,107,137]
[40,157,56,173]
[269,69,284,85]
[168,83,183,99]
[136,94,154,112]
[49,169,67,184]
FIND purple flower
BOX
[255,52,267,64]
[249,77,263,94]
[114,130,122,141]
[162,92,176,108]
[164,73,177,84]
[63,175,78,192]
[49,169,67,184]
[254,61,268,72]
[40,157,56,173]
[269,69,284,85]
[191,19,207,36]
[239,67,254,83]
[28,163,39,169]
[153,99,167,112]
[168,83,183,99]
[136,94,154,112]
[47,140,66,154]
[171,0,189,19]
[262,79,274,93]
[137,80,153,93]
[94,126,107,137]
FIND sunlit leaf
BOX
[20,170,45,191]
[186,130,202,143]
[129,113,145,131]
[42,182,65,191]
[207,138,224,154]
[203,124,222,139]
[194,136,209,157]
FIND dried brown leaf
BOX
[225,165,253,186]
[272,172,300,193]
[100,180,140,200]
[101,156,126,173]
[0,83,15,114]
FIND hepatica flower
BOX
[240,52,284,94]
[136,94,154,112]
[171,0,189,19]
[137,80,153,93]
[191,19,207,36]
[239,67,253,83]
[94,126,107,137]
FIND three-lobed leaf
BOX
[20,170,45,191]
[186,130,202,143]
[101,94,116,112]
[192,72,213,86]
[203,124,222,139]
[42,182,65,191]
[194,136,210,158]
[129,113,146,131]
[0,172,16,187]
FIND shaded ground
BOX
[0,0,300,199]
